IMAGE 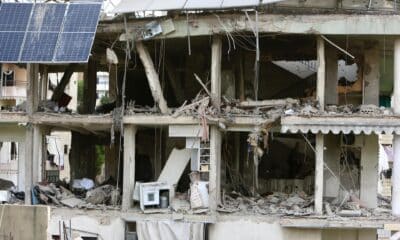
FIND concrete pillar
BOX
[18,143,25,192]
[325,47,338,105]
[316,36,326,110]
[82,58,97,114]
[209,35,223,211]
[40,65,48,101]
[32,125,43,183]
[360,134,378,208]
[26,64,39,114]
[122,125,137,211]
[25,63,39,205]
[108,64,117,102]
[211,35,222,108]
[315,134,324,214]
[393,38,400,216]
[209,126,222,211]
[24,125,33,205]
[323,134,340,199]
[363,42,380,105]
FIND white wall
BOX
[49,213,125,240]
[208,220,376,240]
[208,220,322,240]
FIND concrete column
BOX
[211,35,222,108]
[122,125,137,211]
[40,65,48,101]
[316,36,326,110]
[323,134,340,199]
[24,63,39,205]
[325,47,338,105]
[360,134,378,208]
[209,126,222,211]
[26,64,39,114]
[24,125,33,205]
[32,125,43,183]
[363,42,380,105]
[18,143,25,192]
[314,134,324,214]
[393,38,400,216]
[108,64,117,102]
[209,35,223,211]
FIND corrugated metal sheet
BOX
[281,115,400,135]
[113,0,285,13]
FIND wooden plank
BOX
[136,41,169,114]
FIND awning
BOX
[113,0,285,13]
[281,115,400,135]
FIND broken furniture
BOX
[139,182,173,211]
[137,147,192,211]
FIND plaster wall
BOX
[208,220,322,240]
[209,220,377,240]
[49,214,125,240]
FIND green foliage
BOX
[95,145,105,175]
[100,94,111,105]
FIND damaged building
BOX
[1,0,400,239]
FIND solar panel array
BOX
[0,2,102,63]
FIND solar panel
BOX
[63,4,102,32]
[0,32,25,62]
[54,33,94,62]
[0,3,33,32]
[0,2,101,63]
[21,32,59,62]
[28,4,67,32]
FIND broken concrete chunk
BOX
[61,197,85,208]
[283,196,305,207]
[337,209,362,217]
[85,185,115,205]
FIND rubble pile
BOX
[218,191,314,216]
[289,103,393,117]
[125,93,394,120]
[33,181,120,210]
[216,190,393,218]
